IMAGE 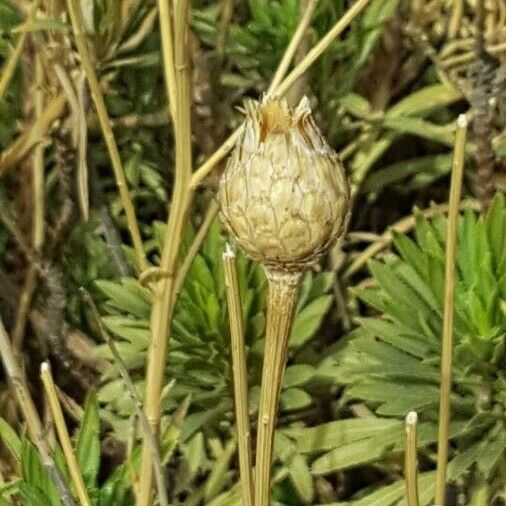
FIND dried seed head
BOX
[218,97,350,272]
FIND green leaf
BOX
[291,295,333,348]
[76,392,101,491]
[0,417,21,461]
[284,364,316,388]
[283,418,401,453]
[386,84,462,118]
[280,388,312,411]
[96,279,151,319]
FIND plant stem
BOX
[222,245,254,506]
[0,1,39,102]
[138,1,193,504]
[157,0,177,118]
[12,52,46,351]
[82,291,169,506]
[267,0,318,94]
[64,0,147,272]
[189,0,372,190]
[255,270,302,506]
[40,362,91,506]
[0,93,66,177]
[404,411,420,506]
[434,114,467,506]
[173,199,219,298]
[0,317,76,506]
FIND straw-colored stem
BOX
[255,270,302,506]
[434,114,468,506]
[222,246,254,506]
[40,362,91,506]
[267,0,318,94]
[404,411,420,506]
[12,267,37,351]
[0,1,39,102]
[0,318,75,506]
[32,53,45,251]
[138,1,193,504]
[189,0,371,189]
[12,53,46,351]
[64,0,147,272]
[0,93,66,177]
[157,0,177,118]
[173,199,219,298]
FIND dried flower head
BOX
[218,97,349,272]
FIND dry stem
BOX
[0,1,39,102]
[40,362,91,506]
[64,0,147,272]
[12,52,46,351]
[138,1,193,503]
[255,270,302,506]
[434,114,467,506]
[404,411,420,506]
[0,93,66,176]
[222,245,254,506]
[267,0,318,94]
[0,317,75,506]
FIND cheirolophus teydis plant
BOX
[218,96,350,505]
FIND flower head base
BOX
[218,97,349,272]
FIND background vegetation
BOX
[0,0,504,504]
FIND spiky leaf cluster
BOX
[306,194,505,504]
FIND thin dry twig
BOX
[434,114,468,506]
[40,362,91,506]
[0,1,39,102]
[267,0,319,94]
[173,199,219,298]
[222,245,254,506]
[0,317,76,506]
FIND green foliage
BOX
[96,218,337,443]
[309,194,506,504]
[0,395,134,506]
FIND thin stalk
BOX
[404,411,420,506]
[32,53,45,251]
[173,199,219,298]
[222,245,254,506]
[0,93,66,177]
[0,318,76,506]
[81,291,169,506]
[189,0,372,189]
[434,114,468,506]
[138,1,193,504]
[64,0,147,272]
[12,52,46,351]
[267,0,318,94]
[255,270,302,506]
[40,362,91,506]
[157,0,177,118]
[0,1,39,102]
